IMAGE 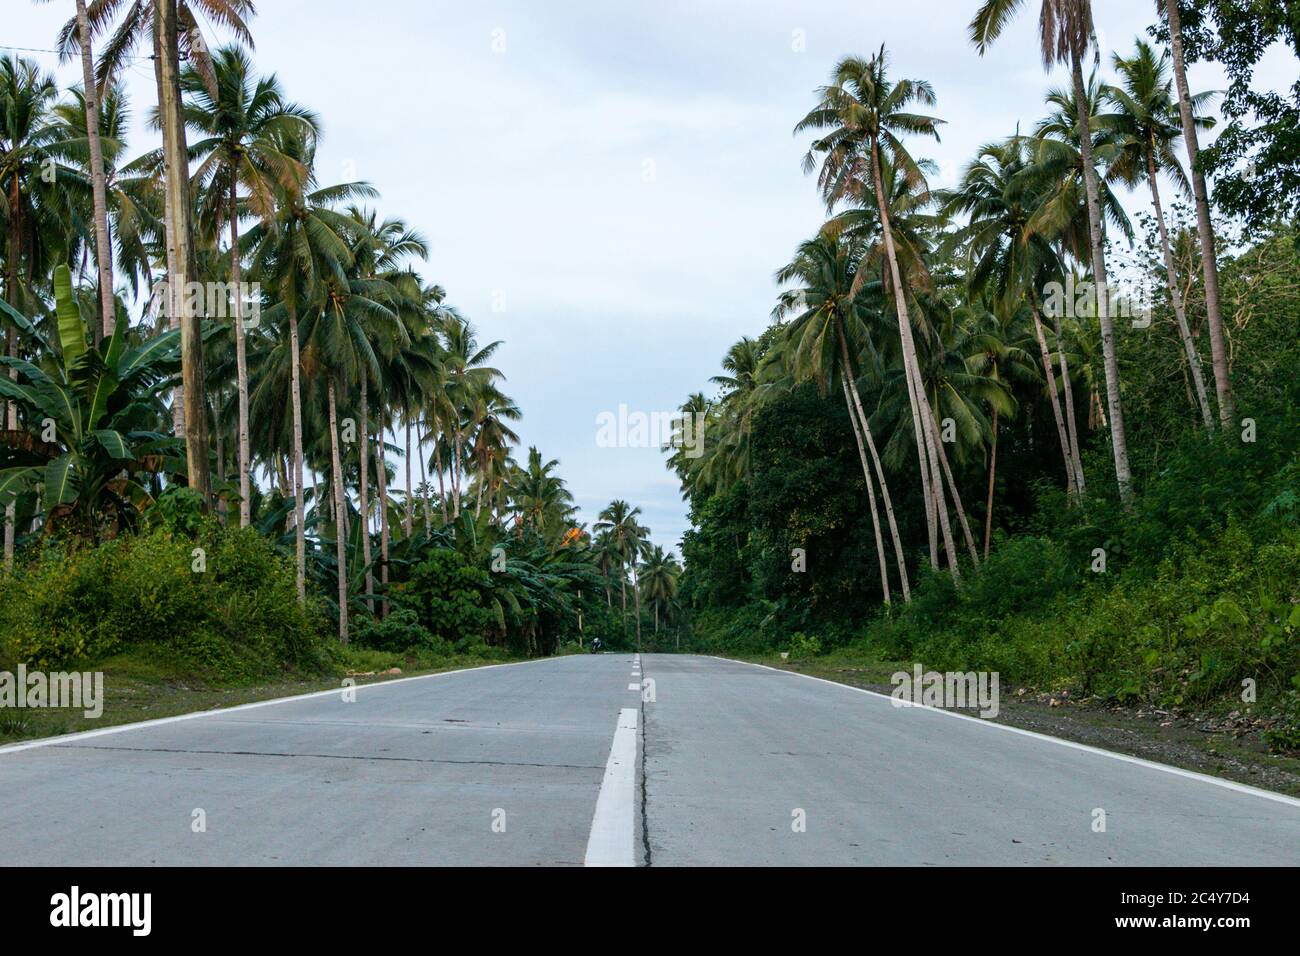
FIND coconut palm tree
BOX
[467,384,520,519]
[1159,0,1235,428]
[182,44,318,527]
[441,316,503,521]
[796,47,969,578]
[1104,38,1215,432]
[1,55,75,571]
[509,446,576,534]
[51,83,160,299]
[971,0,1135,502]
[940,133,1087,495]
[60,0,257,504]
[774,230,911,601]
[343,208,428,608]
[246,128,376,603]
[301,239,405,643]
[37,0,115,339]
[961,300,1036,556]
[638,545,681,636]
[594,500,649,646]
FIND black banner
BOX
[0,867,1280,941]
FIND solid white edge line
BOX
[584,707,639,867]
[0,656,561,756]
[711,655,1300,810]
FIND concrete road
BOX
[2,653,1298,865]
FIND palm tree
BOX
[343,208,429,608]
[62,0,257,504]
[1104,38,1215,432]
[37,0,115,339]
[441,316,503,521]
[594,500,649,647]
[1159,0,1235,428]
[957,301,1035,556]
[774,231,911,601]
[305,241,405,644]
[940,133,1087,496]
[509,446,576,535]
[971,0,1135,503]
[182,44,318,527]
[246,128,376,603]
[638,545,681,637]
[796,47,969,578]
[1,55,73,571]
[51,84,161,298]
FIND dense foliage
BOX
[0,6,681,679]
[668,11,1300,736]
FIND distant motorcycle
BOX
[589,637,603,654]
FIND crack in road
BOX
[639,658,653,867]
[51,743,603,771]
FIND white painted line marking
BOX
[0,657,560,756]
[628,683,641,691]
[714,656,1300,810]
[584,707,638,867]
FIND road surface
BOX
[1,653,1297,865]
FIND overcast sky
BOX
[7,1,1297,550]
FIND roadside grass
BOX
[0,644,519,745]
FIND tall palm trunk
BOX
[150,23,183,440]
[872,143,960,579]
[931,401,980,565]
[1164,0,1234,428]
[433,439,449,523]
[3,249,16,572]
[417,426,433,535]
[451,432,463,519]
[620,569,627,633]
[214,391,226,524]
[983,405,999,558]
[158,0,211,501]
[901,307,939,568]
[288,300,306,601]
[1031,304,1079,495]
[359,377,373,614]
[839,328,911,600]
[1146,149,1214,431]
[74,0,115,342]
[404,422,414,536]
[327,379,349,644]
[1051,313,1087,493]
[229,183,251,526]
[632,565,642,652]
[375,431,391,617]
[842,376,892,603]
[1071,53,1132,502]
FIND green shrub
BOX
[394,549,496,645]
[354,608,454,657]
[0,527,327,681]
[787,632,822,660]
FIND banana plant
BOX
[0,265,186,541]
